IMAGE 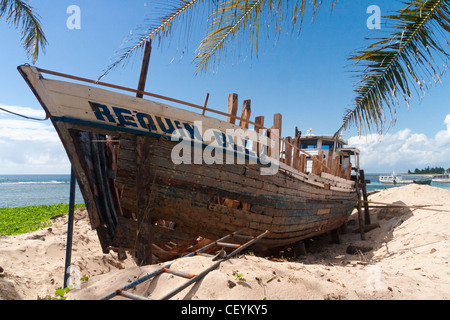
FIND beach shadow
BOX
[0,276,22,300]
[255,201,415,266]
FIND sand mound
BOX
[0,209,137,300]
[1,184,449,300]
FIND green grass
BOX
[0,203,85,236]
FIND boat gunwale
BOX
[22,65,360,174]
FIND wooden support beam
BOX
[227,93,238,124]
[285,137,292,166]
[299,154,306,173]
[273,114,282,157]
[136,40,152,99]
[360,170,371,225]
[327,149,334,169]
[346,163,352,181]
[201,93,210,116]
[292,130,301,170]
[253,116,264,154]
[239,99,251,129]
[355,172,365,241]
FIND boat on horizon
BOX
[413,178,432,185]
[433,170,450,183]
[379,171,413,185]
[19,65,362,265]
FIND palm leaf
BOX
[101,0,336,78]
[336,0,450,136]
[99,0,209,80]
[0,0,47,63]
[194,0,336,72]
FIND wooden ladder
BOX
[99,228,270,300]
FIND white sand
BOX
[1,184,449,300]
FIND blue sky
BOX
[0,0,449,174]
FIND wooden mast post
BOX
[136,39,154,265]
[136,40,152,99]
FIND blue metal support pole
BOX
[64,167,76,288]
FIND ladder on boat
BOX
[98,228,270,300]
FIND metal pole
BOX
[64,167,76,288]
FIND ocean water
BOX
[0,175,83,208]
[1,173,449,208]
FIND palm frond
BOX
[101,0,336,78]
[99,0,208,80]
[194,0,335,73]
[0,0,47,63]
[336,0,450,136]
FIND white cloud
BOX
[348,114,450,173]
[0,118,70,174]
[435,114,450,147]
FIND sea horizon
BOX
[0,174,83,208]
[1,172,449,209]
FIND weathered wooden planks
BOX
[123,135,357,253]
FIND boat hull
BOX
[19,65,358,264]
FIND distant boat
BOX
[413,179,432,185]
[433,170,450,183]
[379,171,413,185]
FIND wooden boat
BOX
[19,65,361,265]
[413,178,432,185]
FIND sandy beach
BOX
[1,184,449,300]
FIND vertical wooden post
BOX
[239,100,252,129]
[360,170,371,225]
[273,114,282,158]
[293,129,301,170]
[327,149,334,170]
[355,172,366,241]
[346,163,352,180]
[227,93,238,124]
[285,137,292,167]
[201,93,210,116]
[253,116,264,154]
[318,150,324,175]
[136,40,152,99]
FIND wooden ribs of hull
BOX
[112,135,356,263]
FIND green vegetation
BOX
[233,270,245,282]
[408,167,449,174]
[0,203,85,236]
[43,274,90,300]
[0,0,48,63]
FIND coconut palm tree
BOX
[0,0,47,63]
[336,0,450,136]
[104,0,450,135]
